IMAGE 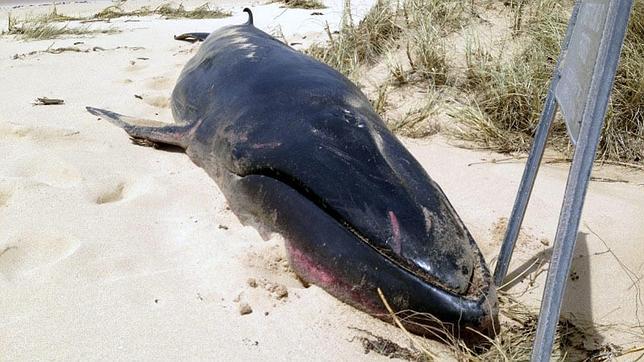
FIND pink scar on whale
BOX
[286,243,335,286]
[388,211,401,254]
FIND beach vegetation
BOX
[4,12,114,40]
[93,2,231,20]
[273,0,327,9]
[307,0,643,164]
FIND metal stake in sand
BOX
[491,0,633,360]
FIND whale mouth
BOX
[228,167,496,335]
[241,167,477,297]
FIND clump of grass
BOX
[388,94,441,137]
[150,3,230,19]
[455,0,569,153]
[456,0,643,164]
[307,0,468,85]
[371,83,389,115]
[4,13,115,40]
[93,2,230,20]
[6,13,17,33]
[464,293,630,361]
[453,101,537,153]
[31,2,230,22]
[307,0,402,78]
[11,24,92,40]
[601,0,644,163]
[93,2,144,19]
[2,2,231,40]
[273,0,327,9]
[402,0,467,85]
[381,290,638,361]
[304,0,643,164]
[405,18,449,85]
[502,0,530,33]
[306,0,468,139]
[37,6,85,22]
[387,59,409,85]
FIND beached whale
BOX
[87,8,497,336]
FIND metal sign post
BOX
[491,0,633,360]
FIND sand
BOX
[0,0,642,360]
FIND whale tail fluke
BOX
[174,32,209,43]
[86,106,192,149]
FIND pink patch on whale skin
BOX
[388,211,401,254]
[285,243,335,286]
[284,241,383,314]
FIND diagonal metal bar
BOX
[492,2,582,287]
[531,1,633,360]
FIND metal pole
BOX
[492,3,582,287]
[531,1,632,360]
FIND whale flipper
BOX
[86,106,191,149]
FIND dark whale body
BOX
[88,9,497,336]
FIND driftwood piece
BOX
[34,97,65,105]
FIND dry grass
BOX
[308,0,642,162]
[8,2,231,22]
[2,2,230,40]
[307,0,465,83]
[402,0,468,86]
[455,0,643,164]
[388,93,441,138]
[35,6,86,22]
[601,0,644,163]
[273,0,327,9]
[306,0,468,139]
[4,13,115,40]
[387,58,410,86]
[379,289,642,361]
[371,83,390,115]
[93,2,230,20]
[463,293,638,361]
[455,0,568,154]
[307,0,402,78]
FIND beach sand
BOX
[0,0,642,360]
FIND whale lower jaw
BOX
[222,170,498,337]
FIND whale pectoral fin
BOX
[86,106,190,149]
[174,32,210,43]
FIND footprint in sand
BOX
[95,182,126,204]
[87,177,154,205]
[131,93,171,109]
[0,122,81,143]
[145,76,173,91]
[1,123,85,186]
[7,154,82,188]
[127,59,148,72]
[143,95,171,109]
[0,234,80,280]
